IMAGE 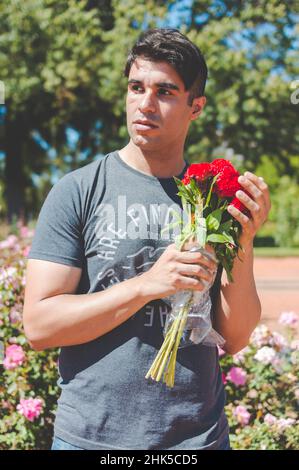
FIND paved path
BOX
[253,257,299,335]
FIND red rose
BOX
[185,163,212,181]
[210,158,235,176]
[230,197,250,216]
[214,165,241,198]
[182,175,191,185]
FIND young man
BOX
[23,28,271,450]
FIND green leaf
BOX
[219,220,233,233]
[206,208,223,231]
[206,233,228,243]
[222,231,236,246]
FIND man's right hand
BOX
[139,243,218,301]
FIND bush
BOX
[220,319,299,450]
[0,226,298,449]
[0,226,59,450]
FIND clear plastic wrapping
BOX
[163,244,225,349]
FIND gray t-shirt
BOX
[28,150,228,450]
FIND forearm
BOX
[25,275,152,351]
[214,241,261,354]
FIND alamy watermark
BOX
[94,197,193,242]
[290,80,299,105]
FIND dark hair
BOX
[124,28,208,106]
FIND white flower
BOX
[0,267,17,283]
[254,346,276,364]
[270,332,288,351]
[276,418,296,432]
[250,324,272,348]
[291,339,299,350]
[264,413,278,426]
[279,311,299,329]
[233,346,250,364]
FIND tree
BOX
[0,0,298,221]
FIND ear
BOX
[191,96,206,120]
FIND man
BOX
[23,28,271,450]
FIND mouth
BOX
[133,120,159,131]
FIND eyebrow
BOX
[128,79,180,92]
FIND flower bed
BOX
[0,227,298,449]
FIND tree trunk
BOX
[4,116,27,224]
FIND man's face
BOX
[126,57,203,152]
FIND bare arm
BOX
[23,260,151,351]
[213,171,271,354]
[213,241,261,355]
[23,244,217,351]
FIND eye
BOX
[130,85,143,92]
[157,88,171,96]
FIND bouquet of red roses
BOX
[145,158,250,388]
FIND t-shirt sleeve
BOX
[28,173,84,268]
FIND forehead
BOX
[128,57,185,91]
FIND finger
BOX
[238,175,267,223]
[227,203,253,228]
[179,250,218,271]
[244,171,267,192]
[243,171,271,212]
[179,275,206,291]
[235,189,262,221]
[238,175,264,202]
[178,263,216,283]
[204,243,217,261]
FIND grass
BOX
[254,247,299,257]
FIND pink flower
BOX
[9,308,22,324]
[279,311,299,329]
[264,413,278,426]
[272,357,284,374]
[276,418,296,431]
[20,226,29,238]
[0,267,17,283]
[222,372,227,385]
[23,246,31,257]
[270,332,287,351]
[233,405,250,426]
[0,235,18,250]
[226,367,247,386]
[16,398,43,422]
[254,346,276,365]
[264,414,297,431]
[3,344,25,370]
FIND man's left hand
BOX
[227,171,271,247]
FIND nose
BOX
[138,90,156,113]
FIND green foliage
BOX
[0,0,299,220]
[271,175,299,247]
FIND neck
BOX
[118,140,186,178]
